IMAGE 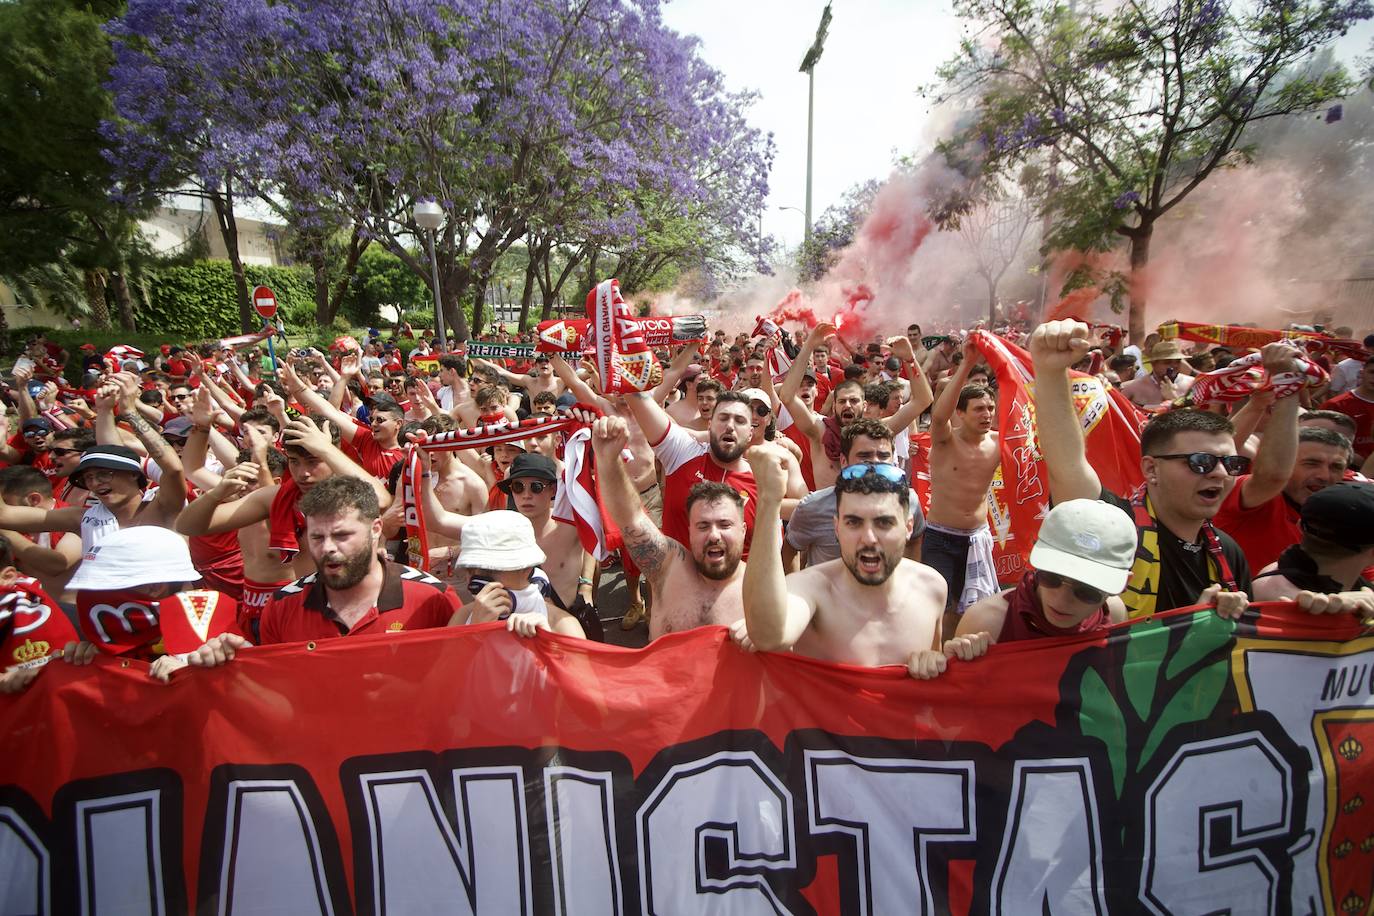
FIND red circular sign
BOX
[252,285,278,320]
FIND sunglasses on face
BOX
[508,480,550,495]
[50,447,82,457]
[1151,452,1251,476]
[170,393,192,401]
[22,428,48,437]
[838,463,907,485]
[752,403,771,418]
[1037,570,1109,604]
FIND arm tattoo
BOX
[120,411,171,461]
[622,520,683,585]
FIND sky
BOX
[660,0,964,251]
[662,0,1374,256]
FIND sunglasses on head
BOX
[1037,570,1109,605]
[508,480,550,495]
[1151,452,1251,476]
[838,463,907,485]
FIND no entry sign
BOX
[252,285,277,320]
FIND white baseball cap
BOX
[67,526,201,591]
[456,510,546,571]
[1029,499,1137,595]
[739,388,770,408]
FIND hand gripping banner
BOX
[1,603,1371,914]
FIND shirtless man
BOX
[923,336,1002,636]
[1121,340,1195,409]
[739,446,950,677]
[779,324,933,490]
[472,354,565,401]
[590,415,745,640]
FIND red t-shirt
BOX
[345,422,405,480]
[1212,476,1300,574]
[1322,391,1374,460]
[258,561,460,645]
[651,423,759,558]
[778,409,816,491]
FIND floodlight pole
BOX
[799,3,832,253]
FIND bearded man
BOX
[738,447,949,678]
[589,416,747,641]
[186,476,459,665]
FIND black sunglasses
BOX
[508,480,550,495]
[752,403,771,418]
[1151,452,1251,476]
[50,447,83,457]
[1037,570,1109,605]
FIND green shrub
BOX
[134,261,316,336]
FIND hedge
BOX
[134,261,317,336]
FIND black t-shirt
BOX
[1102,488,1253,612]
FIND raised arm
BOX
[929,336,977,442]
[778,322,833,406]
[278,363,359,443]
[182,388,223,492]
[650,345,699,405]
[549,355,611,411]
[1236,344,1303,508]
[588,414,681,586]
[470,357,530,390]
[882,336,934,434]
[111,373,186,524]
[621,389,674,449]
[742,445,817,652]
[282,416,391,508]
[1028,320,1102,503]
[174,465,271,536]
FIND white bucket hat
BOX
[456,510,546,571]
[67,526,201,591]
[1029,499,1137,595]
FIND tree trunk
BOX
[311,247,331,327]
[83,269,110,329]
[441,266,471,343]
[1127,222,1153,346]
[517,255,538,332]
[208,181,253,333]
[326,227,369,324]
[470,278,489,337]
[111,268,137,331]
[988,279,998,326]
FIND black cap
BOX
[1301,482,1374,549]
[498,453,558,492]
[365,392,405,416]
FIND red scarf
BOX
[1002,570,1108,641]
[0,577,77,669]
[268,474,305,562]
[821,416,844,463]
[75,590,162,656]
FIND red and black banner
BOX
[1,602,1371,914]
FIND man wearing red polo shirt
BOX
[1323,356,1374,462]
[186,477,459,663]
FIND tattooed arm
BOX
[112,372,187,523]
[587,413,683,588]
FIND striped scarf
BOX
[1123,486,1236,619]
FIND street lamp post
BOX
[413,200,446,350]
[798,3,832,253]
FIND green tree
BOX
[343,246,430,331]
[933,0,1370,342]
[0,0,149,331]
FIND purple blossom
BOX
[1325,104,1343,123]
[1113,190,1141,209]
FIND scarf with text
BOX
[1123,486,1237,619]
[401,411,615,572]
[1159,320,1370,363]
[0,577,77,671]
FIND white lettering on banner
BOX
[544,767,622,916]
[804,751,975,916]
[6,733,1319,913]
[355,766,531,915]
[638,751,796,915]
[75,790,167,916]
[1140,734,1295,915]
[0,806,48,915]
[216,780,335,916]
[990,760,1107,915]
[1234,641,1374,912]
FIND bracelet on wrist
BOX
[577,576,593,586]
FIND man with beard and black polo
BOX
[186,477,459,664]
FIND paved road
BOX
[592,565,650,649]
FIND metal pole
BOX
[425,228,446,351]
[266,325,279,373]
[804,67,815,251]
